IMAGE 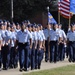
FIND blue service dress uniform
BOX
[35,29,44,69]
[49,28,59,63]
[43,28,50,62]
[30,30,37,70]
[58,29,67,61]
[1,29,11,70]
[39,29,45,59]
[10,31,17,68]
[67,30,75,62]
[15,29,20,67]
[0,32,2,70]
[16,29,32,71]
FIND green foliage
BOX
[0,0,52,22]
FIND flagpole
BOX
[47,6,49,24]
[47,6,50,60]
[11,0,13,23]
[69,13,71,27]
[58,0,60,24]
[58,11,60,24]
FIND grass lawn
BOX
[23,65,75,75]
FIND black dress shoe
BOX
[23,68,29,71]
[35,66,37,69]
[3,67,8,70]
[49,60,53,62]
[9,65,14,69]
[19,68,23,72]
[14,65,18,68]
[45,59,48,62]
[23,68,26,71]
[25,68,29,71]
[3,68,5,70]
[31,68,34,70]
[69,59,71,62]
[38,66,40,69]
[54,61,57,63]
[5,67,8,70]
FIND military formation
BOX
[0,20,75,72]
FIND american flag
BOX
[58,0,72,19]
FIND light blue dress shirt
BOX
[10,31,16,47]
[5,30,11,43]
[58,29,67,40]
[17,30,32,43]
[43,29,49,40]
[0,33,2,40]
[67,31,75,41]
[49,29,59,41]
[36,31,43,41]
[31,31,37,43]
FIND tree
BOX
[0,0,58,22]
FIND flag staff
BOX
[47,6,49,24]
[69,13,71,27]
[11,0,13,23]
[58,11,60,24]
[58,0,60,24]
[47,6,50,59]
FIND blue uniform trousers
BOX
[35,44,44,69]
[31,43,35,69]
[0,50,2,68]
[63,46,66,59]
[50,41,58,63]
[66,46,69,58]
[18,42,29,70]
[38,49,44,68]
[45,40,49,62]
[14,50,18,68]
[10,47,18,68]
[2,45,10,69]
[35,49,38,69]
[28,48,31,68]
[68,41,75,62]
[58,43,64,61]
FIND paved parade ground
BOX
[0,58,75,75]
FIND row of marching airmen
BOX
[0,20,75,72]
[44,23,75,63]
[0,20,44,72]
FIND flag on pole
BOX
[58,0,62,12]
[70,0,75,14]
[58,0,72,19]
[48,12,57,24]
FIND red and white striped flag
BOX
[58,0,72,19]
